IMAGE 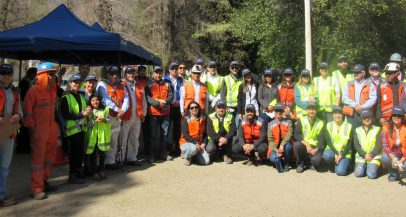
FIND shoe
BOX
[148,155,155,163]
[223,155,233,164]
[93,173,102,182]
[105,164,120,170]
[184,158,191,166]
[167,155,174,161]
[310,165,317,171]
[69,174,86,184]
[180,152,185,159]
[33,192,47,200]
[388,176,399,182]
[246,159,254,166]
[283,164,290,172]
[0,197,17,206]
[126,160,142,166]
[296,165,304,173]
[98,171,107,180]
[44,181,58,192]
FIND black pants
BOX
[86,145,106,174]
[232,142,268,158]
[168,105,182,155]
[147,115,169,157]
[68,132,84,175]
[293,141,322,167]
[206,140,233,159]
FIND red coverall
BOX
[23,72,58,194]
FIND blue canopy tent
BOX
[0,4,161,65]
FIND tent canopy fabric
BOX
[0,4,161,65]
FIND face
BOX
[392,115,403,125]
[307,107,317,119]
[207,65,217,75]
[362,116,372,126]
[385,70,398,82]
[244,74,253,83]
[284,74,293,82]
[169,67,178,77]
[369,68,381,77]
[333,112,344,123]
[125,72,135,82]
[245,109,255,119]
[229,65,240,75]
[153,70,163,80]
[354,71,365,81]
[0,72,13,87]
[264,75,273,84]
[108,71,120,84]
[137,67,146,76]
[191,72,201,81]
[338,60,348,70]
[275,110,283,119]
[79,65,90,75]
[178,64,186,76]
[189,103,199,116]
[301,75,310,84]
[91,97,100,109]
[319,68,328,77]
[70,80,82,91]
[216,105,226,117]
[86,80,97,91]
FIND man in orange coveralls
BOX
[23,62,59,200]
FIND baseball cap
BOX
[284,68,294,75]
[360,109,373,118]
[0,64,13,75]
[215,100,226,107]
[242,68,252,76]
[275,103,284,111]
[319,62,328,69]
[85,74,97,82]
[107,66,120,73]
[208,61,216,67]
[352,64,365,73]
[195,58,204,65]
[337,55,348,62]
[168,62,179,70]
[264,68,274,76]
[153,66,163,72]
[369,62,380,69]
[229,60,240,67]
[245,104,256,111]
[69,73,82,82]
[307,102,318,109]
[301,69,311,76]
[392,106,404,116]
[332,106,343,113]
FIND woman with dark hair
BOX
[179,101,209,166]
[237,68,259,120]
[84,94,111,181]
[381,106,406,182]
[258,68,279,123]
[294,69,317,119]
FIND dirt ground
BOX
[1,154,405,217]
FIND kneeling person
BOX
[233,104,268,166]
[206,100,236,164]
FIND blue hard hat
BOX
[37,62,57,74]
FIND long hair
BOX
[297,74,313,86]
[243,74,254,93]
[184,101,202,118]
[88,94,105,110]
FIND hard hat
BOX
[37,62,57,75]
[390,53,402,62]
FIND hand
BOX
[117,109,125,118]
[267,105,274,112]
[9,114,21,123]
[365,154,373,162]
[159,100,166,107]
[308,96,315,103]
[335,155,342,164]
[219,137,227,146]
[277,151,283,157]
[305,144,312,153]
[82,110,90,117]
[392,157,398,167]
[310,148,318,156]
[355,104,363,112]
[238,114,243,120]
[181,112,185,117]
[278,145,284,154]
[243,144,252,154]
[379,118,387,126]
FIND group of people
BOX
[0,52,405,206]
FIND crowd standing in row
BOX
[0,53,405,206]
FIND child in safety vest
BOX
[85,94,111,181]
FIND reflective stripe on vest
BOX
[86,107,111,154]
[355,125,381,165]
[295,84,316,118]
[179,116,205,145]
[379,81,405,120]
[300,117,324,147]
[147,81,170,116]
[241,118,263,143]
[314,76,335,112]
[63,94,86,136]
[326,121,352,158]
[207,75,223,97]
[208,112,232,141]
[183,82,207,111]
[224,75,242,107]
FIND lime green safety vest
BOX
[295,84,316,119]
[86,107,111,154]
[326,121,352,158]
[63,94,87,137]
[207,74,224,97]
[355,125,381,165]
[333,69,354,91]
[208,112,233,141]
[300,117,324,147]
[224,75,242,107]
[314,76,336,112]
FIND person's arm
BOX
[253,121,267,148]
[96,82,119,112]
[316,125,326,150]
[22,88,35,127]
[268,123,278,152]
[353,130,366,157]
[258,85,267,111]
[325,128,339,155]
[225,116,237,140]
[334,79,341,105]
[181,117,197,143]
[206,116,220,142]
[165,83,174,104]
[280,121,293,147]
[60,95,84,120]
[145,82,160,107]
[294,85,307,109]
[180,86,185,114]
[238,122,245,146]
[342,82,356,107]
[293,120,303,142]
[341,129,353,157]
[375,85,382,120]
[120,86,130,112]
[370,129,383,156]
[219,79,226,101]
[362,82,377,109]
[142,91,147,117]
[237,84,244,115]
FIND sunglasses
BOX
[170,67,179,70]
[230,67,239,70]
[245,109,255,113]
[179,67,185,69]
[72,80,82,84]
[0,71,12,76]
[208,66,216,68]
[109,72,120,76]
[393,115,402,119]
[189,106,199,110]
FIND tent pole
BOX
[19,59,22,82]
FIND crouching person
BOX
[267,104,293,173]
[179,101,209,166]
[354,109,382,179]
[233,104,268,166]
[206,100,236,164]
[322,106,353,176]
[293,103,325,173]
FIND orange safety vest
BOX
[343,80,370,116]
[183,82,207,111]
[379,81,405,120]
[179,115,205,146]
[241,118,263,144]
[0,86,19,117]
[278,83,296,119]
[147,80,171,116]
[382,124,406,154]
[266,119,290,158]
[103,81,126,117]
[135,76,149,89]
[121,81,145,120]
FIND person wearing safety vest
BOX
[314,62,340,122]
[353,109,382,179]
[205,60,223,114]
[381,106,406,182]
[294,69,317,119]
[164,62,183,159]
[342,64,377,129]
[367,62,384,91]
[267,104,293,173]
[84,94,111,181]
[195,58,207,83]
[178,63,190,82]
[293,102,325,173]
[237,68,259,120]
[145,66,174,163]
[321,106,353,176]
[258,68,279,123]
[96,66,129,169]
[135,65,149,89]
[121,66,147,166]
[220,60,243,122]
[206,100,236,164]
[332,54,353,90]
[278,68,296,120]
[81,74,98,102]
[0,64,21,206]
[179,101,209,166]
[389,53,404,81]
[233,104,268,166]
[60,73,91,184]
[180,64,208,115]
[23,62,59,200]
[376,63,406,126]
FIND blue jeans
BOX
[322,149,350,176]
[180,143,210,165]
[259,112,271,124]
[148,115,169,156]
[382,152,406,179]
[354,162,380,179]
[0,139,14,200]
[269,143,292,171]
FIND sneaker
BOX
[246,159,254,166]
[310,165,317,171]
[167,155,174,161]
[296,165,304,173]
[33,192,47,200]
[126,160,142,166]
[69,174,86,184]
[388,176,399,182]
[148,155,155,163]
[44,181,58,192]
[184,158,191,166]
[283,164,290,172]
[223,155,233,164]
[180,152,185,159]
[0,197,17,206]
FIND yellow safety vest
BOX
[326,121,352,158]
[300,117,324,147]
[86,107,111,154]
[207,74,224,97]
[208,112,233,141]
[314,76,336,112]
[63,93,87,137]
[355,125,381,165]
[224,75,242,107]
[333,69,354,91]
[295,84,316,119]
